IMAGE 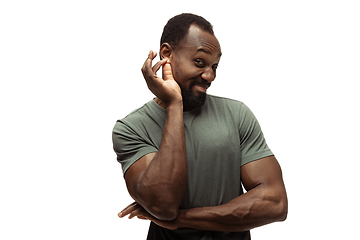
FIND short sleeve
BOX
[238,103,273,166]
[112,120,158,176]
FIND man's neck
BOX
[154,97,204,112]
[154,97,167,109]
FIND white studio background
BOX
[1,1,359,239]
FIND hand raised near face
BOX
[141,51,182,106]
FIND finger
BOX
[142,59,152,79]
[152,59,167,75]
[152,51,157,59]
[119,205,138,218]
[128,207,146,219]
[142,51,158,78]
[148,50,157,60]
[163,62,174,81]
[118,202,138,218]
[120,202,137,213]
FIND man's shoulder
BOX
[121,100,161,118]
[116,100,165,130]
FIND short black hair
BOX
[160,13,214,49]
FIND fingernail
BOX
[118,213,122,218]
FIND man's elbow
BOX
[135,185,182,221]
[276,197,288,222]
[148,204,179,221]
[136,192,179,220]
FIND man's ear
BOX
[160,43,173,62]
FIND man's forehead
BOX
[181,25,221,55]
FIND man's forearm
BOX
[136,101,187,220]
[177,185,287,232]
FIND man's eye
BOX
[195,59,204,67]
[212,64,218,71]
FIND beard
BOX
[181,79,208,111]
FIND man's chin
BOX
[182,92,207,111]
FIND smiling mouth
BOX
[194,85,208,93]
[193,79,211,93]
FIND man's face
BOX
[170,25,222,111]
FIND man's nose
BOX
[201,67,216,83]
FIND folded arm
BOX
[121,156,287,231]
[121,51,187,221]
[177,156,288,231]
[123,102,186,221]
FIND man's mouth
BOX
[193,80,211,93]
[194,85,208,93]
[182,79,209,110]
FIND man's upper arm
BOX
[241,156,287,208]
[112,119,161,202]
[112,118,158,172]
[124,152,156,201]
[238,103,273,166]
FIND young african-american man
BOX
[112,13,288,240]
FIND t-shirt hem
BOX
[241,150,274,166]
[121,148,158,176]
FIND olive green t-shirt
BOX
[112,95,273,240]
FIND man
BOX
[112,13,287,239]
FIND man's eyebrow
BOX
[197,48,222,57]
[197,48,211,54]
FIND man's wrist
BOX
[176,209,189,229]
[166,99,183,109]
